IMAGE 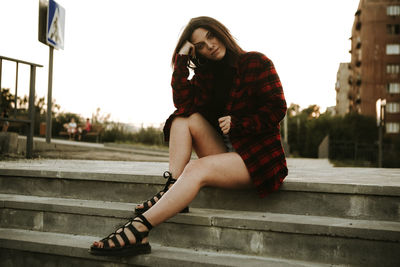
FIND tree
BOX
[0,88,15,112]
[1,88,61,135]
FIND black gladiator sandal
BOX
[135,171,189,214]
[89,214,153,256]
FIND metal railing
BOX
[0,55,43,158]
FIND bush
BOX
[133,127,164,146]
[287,107,400,167]
[102,122,165,147]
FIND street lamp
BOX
[376,99,386,168]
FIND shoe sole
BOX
[135,206,189,215]
[89,243,151,257]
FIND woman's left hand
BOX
[218,116,231,135]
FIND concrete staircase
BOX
[0,159,399,266]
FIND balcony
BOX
[356,22,362,31]
[348,77,353,86]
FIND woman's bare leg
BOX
[169,113,226,178]
[135,113,226,210]
[144,152,252,227]
[93,113,253,248]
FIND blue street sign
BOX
[47,0,65,50]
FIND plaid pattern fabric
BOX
[164,52,288,197]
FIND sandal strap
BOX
[98,215,152,249]
[135,214,153,230]
[126,223,145,243]
[142,201,149,210]
[163,171,177,191]
[150,192,163,205]
[119,230,131,246]
[101,237,110,248]
[139,171,175,208]
[141,190,164,208]
[111,235,121,248]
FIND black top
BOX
[200,53,235,134]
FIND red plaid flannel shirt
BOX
[164,52,288,197]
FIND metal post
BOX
[378,102,386,168]
[27,66,37,158]
[0,59,2,90]
[284,115,288,144]
[378,121,383,168]
[0,59,2,108]
[14,62,19,118]
[46,46,54,143]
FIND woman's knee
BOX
[187,113,204,126]
[171,116,188,128]
[180,159,210,187]
[171,113,207,137]
[187,113,211,135]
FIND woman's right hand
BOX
[179,41,195,58]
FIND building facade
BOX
[335,63,351,116]
[349,0,400,135]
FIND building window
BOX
[356,22,362,30]
[387,24,400,34]
[386,44,400,55]
[387,83,400,93]
[387,64,400,74]
[386,122,400,134]
[348,76,353,85]
[387,102,400,113]
[387,6,400,16]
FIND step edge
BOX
[0,169,163,184]
[0,228,332,267]
[1,193,399,242]
[2,169,399,196]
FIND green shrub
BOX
[102,123,165,147]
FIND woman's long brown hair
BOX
[172,16,245,68]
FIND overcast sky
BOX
[0,0,360,126]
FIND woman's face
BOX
[190,28,226,61]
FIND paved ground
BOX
[16,136,171,162]
[1,137,400,192]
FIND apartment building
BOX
[349,0,400,135]
[335,63,351,115]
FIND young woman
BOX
[90,16,288,256]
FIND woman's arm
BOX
[230,53,287,135]
[171,52,206,115]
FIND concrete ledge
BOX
[1,176,399,221]
[1,159,400,196]
[0,132,18,154]
[1,194,399,243]
[0,169,163,184]
[0,228,328,267]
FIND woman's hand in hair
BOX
[179,41,195,57]
[218,116,231,135]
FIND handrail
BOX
[0,55,43,68]
[0,118,32,124]
[0,55,43,158]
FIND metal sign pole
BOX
[40,0,64,143]
[46,46,54,143]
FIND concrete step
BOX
[1,194,399,266]
[1,161,399,221]
[0,228,333,267]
